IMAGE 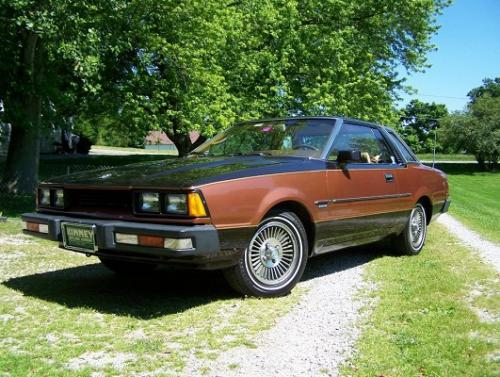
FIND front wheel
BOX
[392,203,427,255]
[223,211,308,297]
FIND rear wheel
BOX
[392,203,427,255]
[98,256,158,274]
[223,211,308,297]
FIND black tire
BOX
[392,203,427,255]
[98,256,158,274]
[223,211,308,297]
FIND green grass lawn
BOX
[0,153,172,180]
[0,154,173,220]
[0,154,305,375]
[0,225,303,376]
[92,145,178,155]
[437,164,500,243]
[417,153,476,161]
[345,225,500,377]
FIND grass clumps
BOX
[445,167,500,243]
[345,225,499,377]
[0,226,302,376]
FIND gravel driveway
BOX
[182,247,379,377]
[437,214,500,273]
[183,214,500,377]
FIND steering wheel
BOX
[292,144,319,151]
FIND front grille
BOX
[66,189,132,211]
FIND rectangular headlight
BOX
[165,194,188,214]
[39,189,51,207]
[137,192,160,213]
[54,189,64,208]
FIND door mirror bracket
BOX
[337,150,362,165]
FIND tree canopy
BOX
[0,0,136,192]
[399,99,448,153]
[1,0,451,193]
[467,77,500,103]
[440,77,500,169]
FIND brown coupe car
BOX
[22,117,450,297]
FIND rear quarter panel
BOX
[396,163,449,212]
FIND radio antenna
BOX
[432,125,437,168]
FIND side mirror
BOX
[337,150,362,164]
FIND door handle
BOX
[385,173,394,183]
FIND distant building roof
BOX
[145,130,200,145]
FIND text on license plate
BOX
[62,223,97,252]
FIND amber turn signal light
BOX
[23,221,49,234]
[138,235,164,248]
[188,192,207,217]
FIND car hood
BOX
[43,156,325,189]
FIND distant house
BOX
[144,130,200,152]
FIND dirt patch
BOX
[67,350,136,371]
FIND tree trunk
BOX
[489,151,498,171]
[475,153,486,171]
[2,120,40,194]
[1,32,43,194]
[164,119,207,157]
[168,132,208,157]
[167,132,192,157]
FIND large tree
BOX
[0,0,136,193]
[468,77,500,103]
[440,77,500,169]
[1,0,451,192]
[118,0,452,156]
[399,100,448,153]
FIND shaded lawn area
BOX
[9,153,174,182]
[0,231,304,376]
[0,154,173,222]
[0,217,383,376]
[435,163,500,244]
[346,224,500,377]
[1,154,307,376]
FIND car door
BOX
[315,123,404,254]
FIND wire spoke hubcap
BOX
[247,220,299,286]
[409,206,426,249]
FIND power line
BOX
[409,93,468,100]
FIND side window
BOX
[328,124,395,164]
[386,130,418,162]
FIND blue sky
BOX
[398,0,500,112]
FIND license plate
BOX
[61,223,97,253]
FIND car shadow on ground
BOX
[3,242,393,319]
[303,241,390,282]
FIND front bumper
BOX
[441,198,451,213]
[21,212,240,269]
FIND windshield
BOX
[192,119,337,158]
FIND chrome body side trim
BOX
[315,193,412,207]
